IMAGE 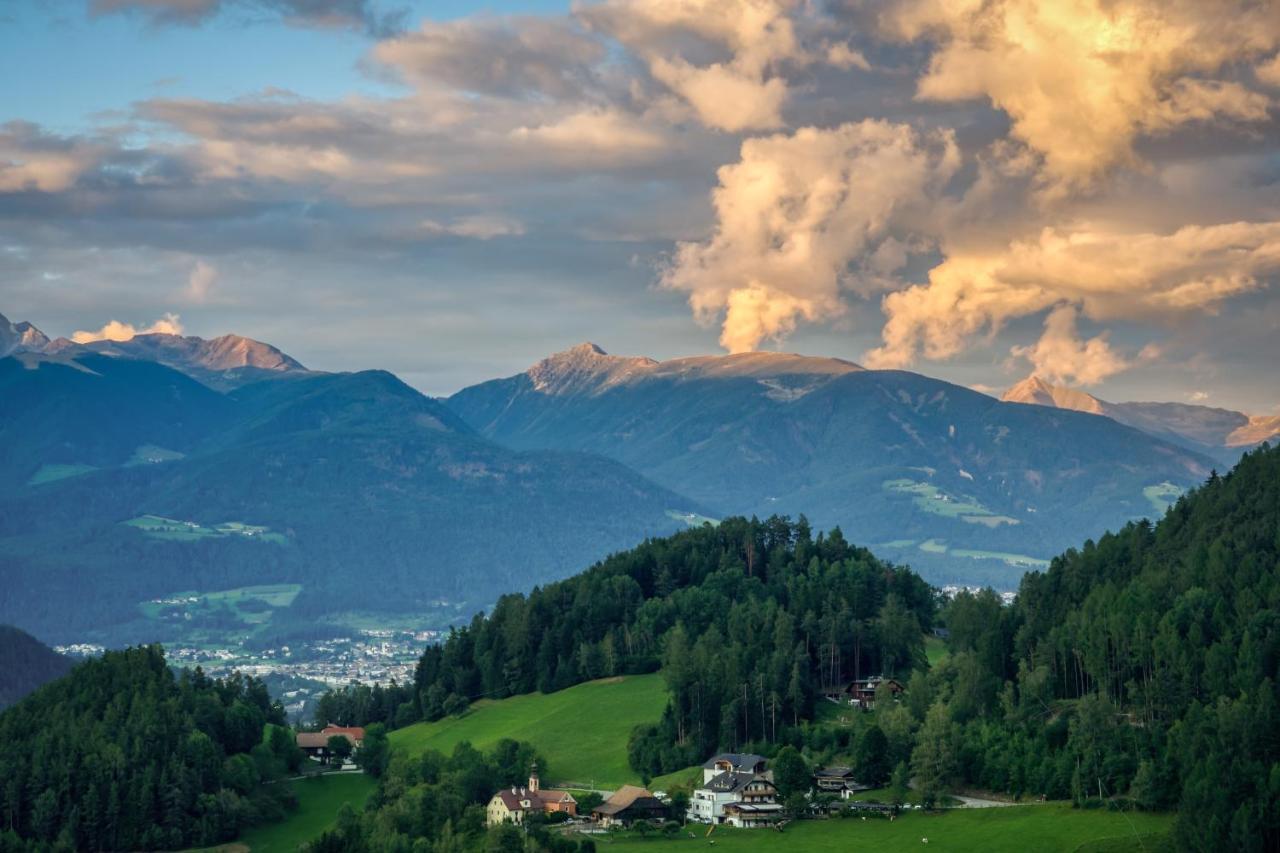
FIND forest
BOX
[330,444,1279,852]
[0,646,305,850]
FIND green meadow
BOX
[604,804,1173,853]
[123,514,288,544]
[238,773,375,853]
[27,463,98,485]
[389,674,670,788]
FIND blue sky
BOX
[1,0,1278,411]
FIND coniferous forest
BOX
[0,646,305,850]
[0,444,1276,851]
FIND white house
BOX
[687,753,779,826]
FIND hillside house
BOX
[687,753,779,827]
[591,785,667,828]
[296,723,365,762]
[850,676,904,709]
[813,766,871,799]
[824,677,905,709]
[485,766,578,826]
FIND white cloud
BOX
[71,313,185,343]
[662,120,959,352]
[865,221,1280,370]
[421,215,525,240]
[886,0,1280,194]
[187,260,218,302]
[1009,305,1136,386]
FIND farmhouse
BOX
[296,723,365,761]
[813,766,871,799]
[591,785,667,828]
[823,676,905,709]
[687,753,780,827]
[485,766,578,826]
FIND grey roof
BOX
[702,753,767,771]
[814,766,856,778]
[702,770,776,794]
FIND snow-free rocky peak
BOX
[0,313,51,358]
[527,343,862,397]
[1002,375,1106,415]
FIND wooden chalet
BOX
[591,785,667,828]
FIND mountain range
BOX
[1003,375,1280,465]
[0,310,1271,644]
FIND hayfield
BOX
[604,804,1173,852]
[389,674,670,788]
[238,773,375,853]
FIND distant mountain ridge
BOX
[448,344,1218,584]
[0,311,309,390]
[1002,375,1280,462]
[0,342,704,642]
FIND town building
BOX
[591,785,667,828]
[687,753,780,827]
[485,766,578,826]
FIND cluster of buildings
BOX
[485,768,669,829]
[486,752,874,833]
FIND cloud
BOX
[1009,304,1137,386]
[71,313,185,343]
[90,0,405,36]
[578,0,808,131]
[1188,390,1210,402]
[662,120,959,352]
[0,121,111,193]
[373,17,607,100]
[865,220,1280,369]
[886,0,1280,194]
[421,215,525,240]
[1258,53,1280,88]
[187,260,218,301]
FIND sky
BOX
[1,0,1278,411]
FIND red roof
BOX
[321,724,366,742]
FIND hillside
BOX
[389,674,669,788]
[447,344,1216,583]
[0,645,301,850]
[0,625,72,708]
[0,356,705,641]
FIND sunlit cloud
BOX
[71,313,185,343]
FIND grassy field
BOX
[27,463,98,485]
[882,479,1018,528]
[925,634,949,666]
[124,514,288,544]
[238,773,375,853]
[389,674,669,788]
[603,805,1172,852]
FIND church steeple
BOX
[528,762,540,792]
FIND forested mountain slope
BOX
[0,355,704,640]
[340,444,1277,852]
[0,646,303,850]
[0,625,71,709]
[447,344,1216,581]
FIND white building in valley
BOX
[687,753,782,827]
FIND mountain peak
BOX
[1002,375,1106,415]
[0,313,50,358]
[528,343,658,395]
